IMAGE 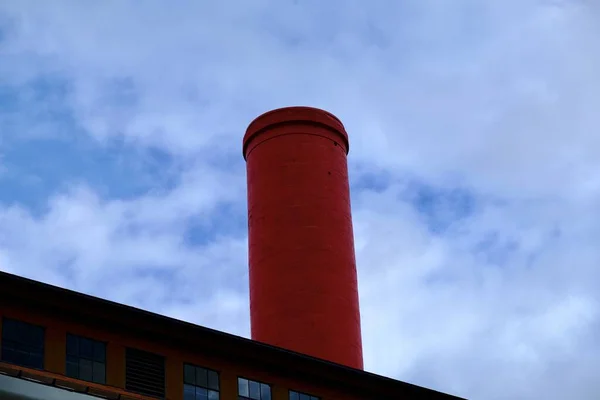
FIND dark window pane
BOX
[184,384,196,400]
[249,380,260,399]
[238,378,249,397]
[310,396,319,400]
[0,346,16,364]
[29,353,44,369]
[79,338,93,359]
[30,326,44,348]
[184,364,196,385]
[2,319,19,341]
[9,347,28,366]
[195,387,208,400]
[208,390,219,400]
[19,324,43,350]
[207,370,219,390]
[21,324,34,343]
[196,367,208,388]
[20,322,32,340]
[5,344,21,361]
[66,354,78,364]
[93,341,105,362]
[290,391,299,400]
[299,394,310,400]
[2,338,44,370]
[66,360,79,378]
[66,334,79,356]
[66,334,107,383]
[93,362,105,384]
[1,319,45,368]
[79,359,93,381]
[261,384,271,400]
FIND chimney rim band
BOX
[243,106,349,160]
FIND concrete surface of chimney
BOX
[243,106,364,370]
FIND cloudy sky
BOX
[1,1,599,399]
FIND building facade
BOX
[0,272,463,400]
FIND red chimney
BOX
[243,106,363,370]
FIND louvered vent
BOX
[125,347,165,398]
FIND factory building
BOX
[0,107,464,400]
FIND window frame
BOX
[183,362,220,399]
[65,332,107,384]
[237,376,272,400]
[0,317,45,370]
[289,389,320,400]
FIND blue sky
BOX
[1,1,600,399]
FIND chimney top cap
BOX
[243,106,349,160]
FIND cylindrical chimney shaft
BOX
[243,106,363,369]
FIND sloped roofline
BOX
[0,271,465,400]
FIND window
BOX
[289,390,320,400]
[184,363,219,400]
[238,377,271,400]
[65,333,106,384]
[125,347,165,398]
[1,318,45,369]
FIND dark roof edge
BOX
[0,271,466,400]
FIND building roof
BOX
[0,271,465,400]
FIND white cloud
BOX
[0,165,248,334]
[355,183,600,398]
[1,1,600,399]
